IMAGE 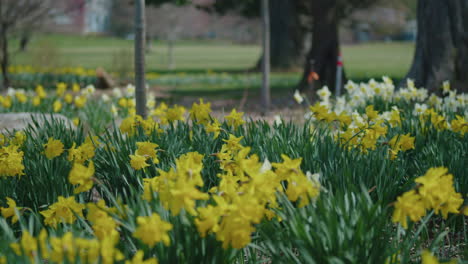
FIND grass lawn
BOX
[10,34,414,79]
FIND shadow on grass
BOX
[165,76,404,100]
[167,84,293,100]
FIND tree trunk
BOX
[135,0,147,118]
[19,32,31,52]
[168,36,175,70]
[0,27,10,90]
[404,0,468,94]
[298,1,341,94]
[254,0,305,71]
[261,0,271,112]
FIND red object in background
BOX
[307,71,319,83]
[337,52,343,67]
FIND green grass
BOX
[10,34,415,79]
[342,42,415,79]
[10,34,260,72]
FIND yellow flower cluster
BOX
[40,196,85,228]
[392,167,465,229]
[337,106,391,153]
[10,229,125,264]
[69,160,95,193]
[421,250,457,264]
[86,200,120,241]
[7,195,162,263]
[0,133,26,177]
[133,213,173,247]
[388,133,415,160]
[419,108,449,132]
[450,115,467,136]
[0,144,25,177]
[121,100,186,125]
[308,103,418,159]
[1,197,23,223]
[8,65,95,76]
[143,152,209,216]
[195,137,320,249]
[120,115,162,136]
[68,136,97,164]
[224,109,245,129]
[0,83,94,112]
[130,141,160,170]
[189,99,212,125]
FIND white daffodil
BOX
[274,115,282,125]
[442,80,450,94]
[294,90,304,104]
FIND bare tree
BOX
[0,0,54,89]
[146,4,188,70]
[0,0,86,89]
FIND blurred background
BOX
[1,0,419,109]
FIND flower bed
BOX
[0,77,467,263]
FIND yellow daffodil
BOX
[69,161,95,193]
[225,109,245,129]
[56,82,67,97]
[130,154,149,170]
[40,196,85,228]
[133,213,173,247]
[189,98,212,125]
[53,100,62,112]
[135,141,159,162]
[392,190,426,229]
[43,137,64,159]
[1,197,23,223]
[125,250,158,264]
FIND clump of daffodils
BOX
[9,229,126,264]
[129,141,160,171]
[392,167,465,229]
[302,78,466,132]
[143,152,209,216]
[0,133,25,178]
[40,196,85,228]
[195,137,320,249]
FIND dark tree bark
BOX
[254,0,306,71]
[296,0,379,94]
[405,0,468,94]
[269,0,305,70]
[298,1,341,93]
[19,32,31,52]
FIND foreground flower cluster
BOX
[0,77,467,263]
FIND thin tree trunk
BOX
[261,0,271,112]
[135,0,147,118]
[404,0,468,93]
[168,37,175,70]
[298,2,340,94]
[0,25,10,90]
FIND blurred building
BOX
[46,0,112,34]
[43,0,414,43]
